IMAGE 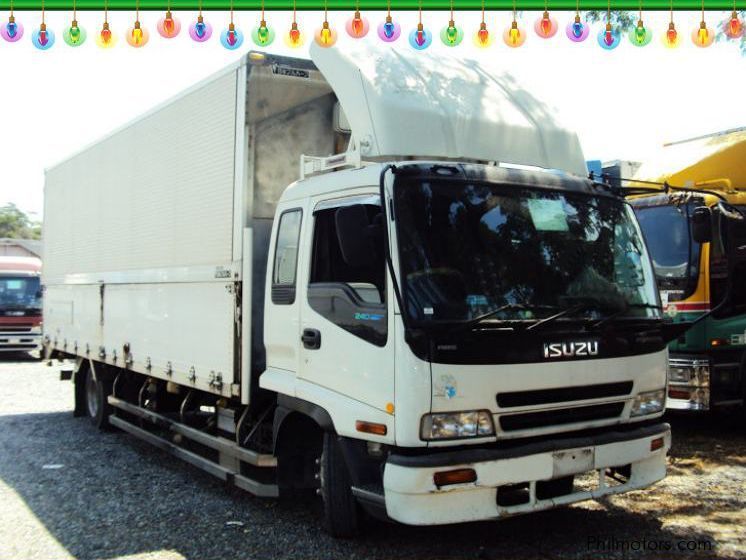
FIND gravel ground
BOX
[1,355,744,560]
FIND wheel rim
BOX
[85,373,99,418]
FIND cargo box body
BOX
[43,54,337,402]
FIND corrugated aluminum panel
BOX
[44,70,238,279]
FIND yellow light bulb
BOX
[314,20,337,47]
[126,20,149,47]
[691,20,714,47]
[503,20,525,47]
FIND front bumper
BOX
[382,422,670,526]
[0,333,42,352]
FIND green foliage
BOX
[0,204,42,240]
[585,10,637,31]
[585,10,746,54]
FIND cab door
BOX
[264,205,305,382]
[297,194,395,414]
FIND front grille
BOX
[0,326,33,333]
[500,402,625,432]
[497,381,633,408]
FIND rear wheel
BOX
[85,367,113,430]
[320,433,360,538]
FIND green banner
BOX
[0,0,738,9]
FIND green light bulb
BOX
[446,24,458,43]
[63,19,87,46]
[635,24,646,43]
[440,19,463,46]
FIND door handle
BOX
[302,328,321,350]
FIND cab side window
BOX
[271,209,302,305]
[308,203,387,346]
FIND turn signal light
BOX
[668,388,691,400]
[433,468,477,487]
[710,338,728,347]
[650,437,665,451]
[356,420,387,436]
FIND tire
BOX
[320,433,360,538]
[84,367,113,430]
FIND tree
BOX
[587,10,746,55]
[585,10,636,31]
[0,204,42,240]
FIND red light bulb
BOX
[415,22,425,46]
[726,10,743,38]
[604,24,613,46]
[667,22,677,44]
[352,11,364,35]
[227,23,237,45]
[289,22,300,44]
[478,22,489,45]
[540,13,552,35]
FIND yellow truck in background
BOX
[628,128,746,412]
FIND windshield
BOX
[634,204,700,301]
[0,276,42,311]
[394,178,660,325]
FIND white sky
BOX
[1,9,745,218]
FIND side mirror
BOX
[690,206,712,244]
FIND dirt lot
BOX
[0,355,744,560]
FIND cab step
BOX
[107,395,279,498]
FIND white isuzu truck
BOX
[43,46,684,536]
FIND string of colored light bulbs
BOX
[2,3,744,49]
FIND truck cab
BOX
[264,159,673,527]
[629,129,746,412]
[0,256,43,355]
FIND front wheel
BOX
[320,433,360,538]
[85,367,113,430]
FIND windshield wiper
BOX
[454,303,560,332]
[592,303,663,329]
[524,304,590,331]
[526,302,663,332]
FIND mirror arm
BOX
[690,203,744,326]
[688,284,733,328]
[379,165,409,334]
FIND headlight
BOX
[420,410,495,440]
[668,365,692,383]
[631,389,666,417]
[668,362,709,387]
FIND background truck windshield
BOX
[634,203,700,301]
[0,276,42,311]
[395,179,660,324]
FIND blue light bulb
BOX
[384,20,394,38]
